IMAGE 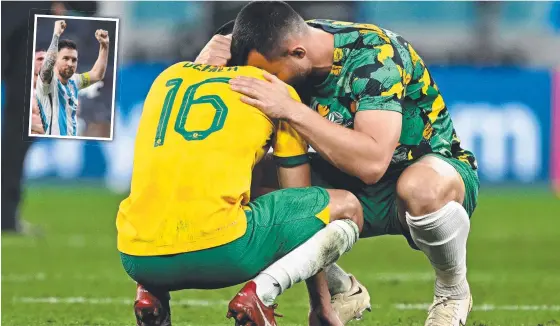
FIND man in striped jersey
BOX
[36,20,109,136]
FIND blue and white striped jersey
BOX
[36,72,89,136]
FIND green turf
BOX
[2,185,560,326]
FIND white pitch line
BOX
[394,303,560,312]
[12,297,560,311]
[0,272,488,283]
[4,272,560,284]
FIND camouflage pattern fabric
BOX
[306,19,477,171]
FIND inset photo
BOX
[29,14,119,140]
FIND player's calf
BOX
[304,190,370,324]
[397,156,470,299]
[405,200,471,298]
[397,155,473,325]
[227,189,362,326]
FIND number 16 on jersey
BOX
[154,77,230,147]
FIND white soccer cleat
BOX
[331,274,372,324]
[425,293,473,326]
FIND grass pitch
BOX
[2,185,559,325]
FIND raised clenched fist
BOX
[95,29,109,47]
[54,20,66,36]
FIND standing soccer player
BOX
[36,20,109,136]
[197,2,480,325]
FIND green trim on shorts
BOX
[120,187,330,291]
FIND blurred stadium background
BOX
[2,1,560,325]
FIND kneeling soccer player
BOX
[116,61,364,326]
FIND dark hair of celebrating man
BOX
[58,39,77,52]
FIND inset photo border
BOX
[29,14,119,141]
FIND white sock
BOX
[253,273,281,306]
[325,264,352,295]
[406,201,470,299]
[254,219,359,306]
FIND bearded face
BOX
[56,47,78,80]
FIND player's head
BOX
[34,50,46,88]
[230,1,312,86]
[56,39,78,79]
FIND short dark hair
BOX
[58,39,77,52]
[230,1,306,65]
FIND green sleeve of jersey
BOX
[350,45,405,113]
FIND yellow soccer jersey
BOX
[117,62,308,256]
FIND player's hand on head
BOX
[54,20,66,36]
[195,34,232,66]
[229,72,297,120]
[95,29,110,46]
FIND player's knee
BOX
[397,167,448,216]
[327,189,364,233]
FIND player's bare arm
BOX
[195,34,232,66]
[230,72,402,185]
[80,29,109,88]
[39,20,65,84]
[250,153,281,199]
[277,164,311,188]
[272,125,350,326]
[277,160,345,326]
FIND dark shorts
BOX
[120,187,330,291]
[310,153,480,250]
